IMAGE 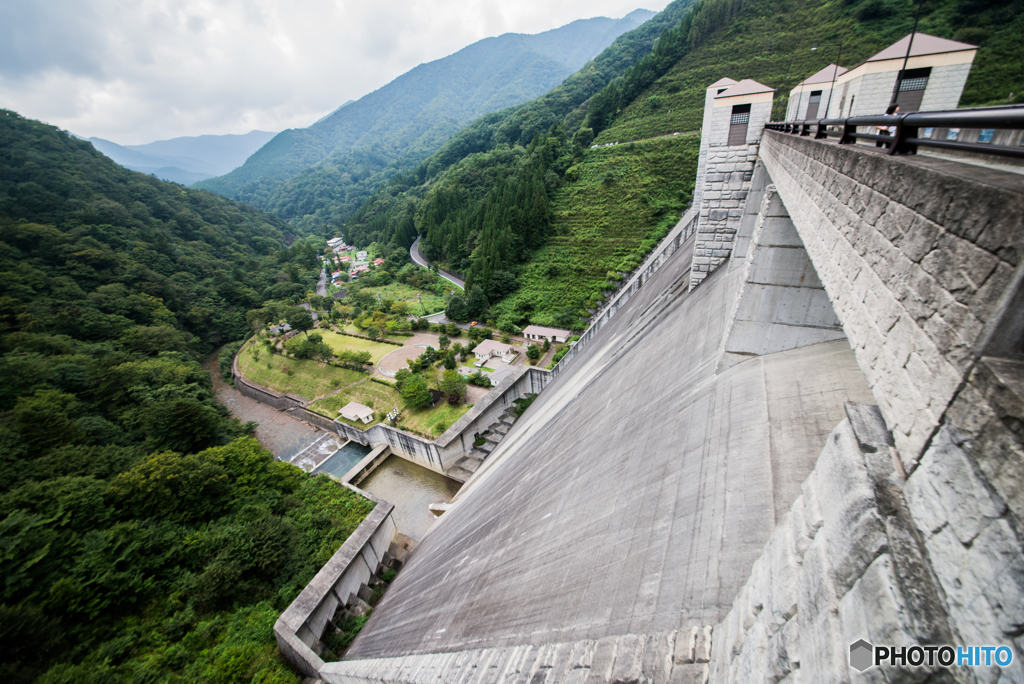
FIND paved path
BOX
[202,349,329,462]
[316,268,327,297]
[411,237,465,289]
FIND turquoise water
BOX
[314,442,373,478]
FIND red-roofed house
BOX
[373,258,386,266]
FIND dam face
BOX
[287,85,1024,682]
[345,219,873,659]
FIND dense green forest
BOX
[338,0,1020,331]
[0,110,372,683]
[194,11,655,233]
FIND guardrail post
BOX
[889,114,917,155]
[815,120,828,139]
[839,118,856,144]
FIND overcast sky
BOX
[0,0,669,145]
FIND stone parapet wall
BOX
[759,130,1023,469]
[711,399,1024,682]
[321,627,714,684]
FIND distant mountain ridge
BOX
[194,10,656,228]
[87,130,276,185]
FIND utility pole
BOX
[890,0,925,107]
[811,44,844,119]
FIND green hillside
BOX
[0,111,365,684]
[194,11,655,232]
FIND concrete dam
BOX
[279,79,1024,683]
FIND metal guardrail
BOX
[766,104,1024,159]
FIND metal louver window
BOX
[728,104,751,146]
[806,90,822,119]
[895,67,931,112]
[730,110,750,125]
[900,77,928,91]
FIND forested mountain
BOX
[340,0,1022,332]
[194,10,655,232]
[87,130,276,185]
[0,110,356,684]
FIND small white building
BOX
[788,33,977,119]
[356,250,369,261]
[786,64,848,120]
[339,402,374,424]
[522,325,572,344]
[473,340,517,364]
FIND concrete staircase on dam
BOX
[320,627,714,683]
[444,408,516,483]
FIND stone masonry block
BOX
[815,420,888,594]
[609,635,643,684]
[905,425,1006,544]
[797,535,850,684]
[587,637,619,684]
[733,619,769,683]
[838,554,937,684]
[669,663,708,684]
[640,631,676,684]
[920,232,1000,302]
[766,514,801,630]
[924,523,1023,657]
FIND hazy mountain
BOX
[194,10,656,228]
[87,129,276,184]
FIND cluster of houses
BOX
[469,325,573,368]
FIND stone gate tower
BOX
[690,78,774,289]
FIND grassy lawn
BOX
[401,402,471,437]
[310,379,401,427]
[317,330,398,363]
[236,343,366,400]
[357,282,457,316]
[309,378,472,436]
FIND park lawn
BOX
[309,378,472,436]
[401,401,472,437]
[358,281,457,316]
[237,344,366,400]
[310,379,401,426]
[317,330,398,363]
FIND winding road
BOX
[411,237,465,289]
[316,267,327,297]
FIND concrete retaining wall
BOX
[275,496,398,679]
[231,344,553,474]
[321,627,714,683]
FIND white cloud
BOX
[0,0,670,144]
